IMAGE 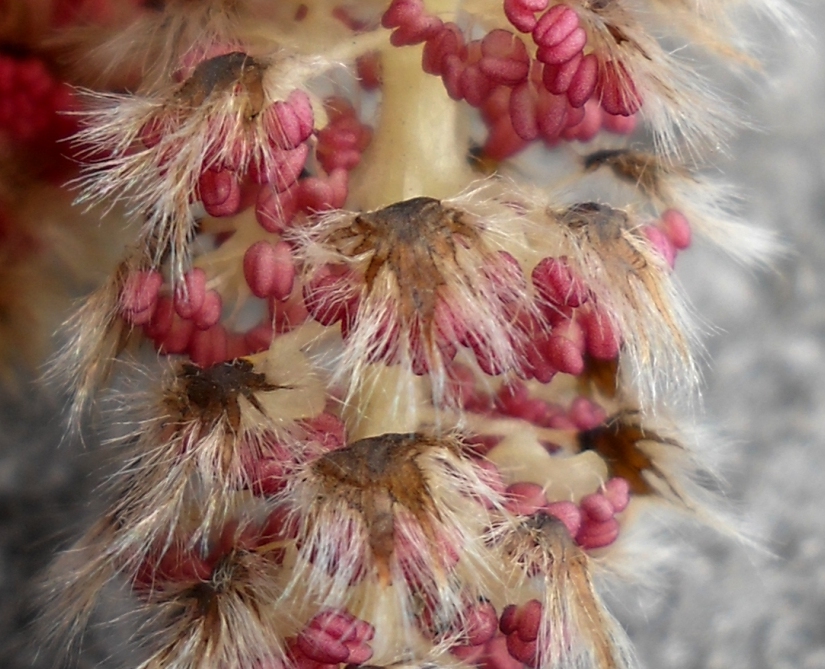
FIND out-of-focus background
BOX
[0,2,823,668]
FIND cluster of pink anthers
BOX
[0,0,793,668]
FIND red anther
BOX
[244,240,296,301]
[504,0,549,33]
[484,113,530,160]
[579,306,620,360]
[542,333,585,376]
[568,396,606,430]
[500,600,542,654]
[535,28,586,66]
[483,633,525,669]
[561,98,602,141]
[542,53,579,95]
[543,501,582,537]
[382,0,443,46]
[263,91,314,151]
[460,65,496,107]
[495,382,551,422]
[661,209,692,250]
[479,30,531,86]
[356,52,383,89]
[272,293,310,333]
[144,295,175,340]
[598,61,642,116]
[505,482,548,515]
[423,23,464,76]
[603,477,630,513]
[188,325,229,367]
[602,109,637,134]
[174,268,207,320]
[532,257,588,307]
[536,87,571,142]
[157,313,195,354]
[261,143,310,191]
[576,516,619,549]
[509,81,539,141]
[297,169,349,212]
[580,492,614,522]
[193,290,223,330]
[304,266,359,326]
[532,4,579,46]
[256,182,299,233]
[565,53,598,107]
[643,225,676,268]
[198,169,242,217]
[297,610,375,665]
[302,412,347,452]
[244,322,273,353]
[243,439,291,497]
[316,111,372,173]
[119,270,163,324]
[464,601,499,646]
[441,53,466,101]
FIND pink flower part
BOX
[316,99,373,173]
[661,208,692,250]
[482,633,525,669]
[532,257,589,307]
[381,0,444,46]
[460,63,496,108]
[174,268,207,320]
[156,313,195,355]
[602,108,638,134]
[244,240,296,301]
[302,413,347,453]
[198,169,242,218]
[603,477,630,513]
[473,457,507,500]
[484,113,530,160]
[297,609,375,665]
[598,61,642,116]
[244,322,274,354]
[193,290,223,330]
[509,82,539,141]
[542,330,585,376]
[575,515,619,549]
[543,501,582,537]
[296,168,349,212]
[263,90,314,151]
[255,143,310,191]
[500,600,542,666]
[561,98,602,142]
[565,53,599,107]
[188,325,229,368]
[271,293,310,334]
[536,87,572,142]
[495,382,553,423]
[479,30,531,86]
[256,182,299,234]
[119,270,163,325]
[242,436,293,497]
[505,482,548,516]
[578,306,621,360]
[303,265,360,327]
[356,52,383,89]
[144,296,175,340]
[504,0,549,33]
[463,600,500,646]
[580,491,614,522]
[568,396,607,430]
[643,224,677,268]
[533,5,586,66]
[423,23,464,76]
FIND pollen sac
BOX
[300,197,536,391]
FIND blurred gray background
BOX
[1,1,823,667]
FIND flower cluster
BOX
[0,0,793,667]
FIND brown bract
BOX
[165,359,283,434]
[325,197,480,323]
[311,432,446,585]
[578,410,680,496]
[177,51,266,118]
